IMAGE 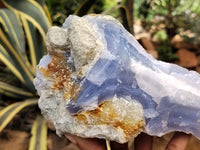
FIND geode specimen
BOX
[34,14,200,143]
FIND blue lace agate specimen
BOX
[34,15,200,143]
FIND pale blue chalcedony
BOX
[36,15,200,139]
[63,15,200,138]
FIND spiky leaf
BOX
[0,99,38,132]
[2,0,51,40]
[0,81,34,98]
[20,17,45,72]
[28,115,47,150]
[0,9,35,91]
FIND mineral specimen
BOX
[34,14,200,143]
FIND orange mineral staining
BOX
[74,100,144,140]
[64,83,80,101]
[39,52,80,100]
[75,114,87,124]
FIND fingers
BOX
[65,134,106,150]
[65,132,191,150]
[110,141,128,150]
[165,132,191,150]
[65,134,129,150]
[134,132,153,150]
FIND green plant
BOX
[138,0,200,38]
[136,0,200,62]
[0,1,134,149]
[46,0,133,33]
[46,0,101,25]
[0,0,51,149]
[154,29,168,42]
[157,39,178,62]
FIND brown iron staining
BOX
[39,52,80,100]
[74,100,144,140]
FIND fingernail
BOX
[66,134,77,145]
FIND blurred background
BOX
[0,0,200,150]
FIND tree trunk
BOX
[125,0,134,35]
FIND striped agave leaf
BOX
[0,44,24,82]
[0,1,50,149]
[0,89,23,98]
[0,99,38,132]
[106,140,111,150]
[0,0,51,93]
[0,9,35,92]
[28,114,47,150]
[20,17,45,72]
[0,81,34,98]
[2,0,51,40]
[0,106,3,111]
[35,0,52,24]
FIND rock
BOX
[196,67,200,74]
[197,55,200,63]
[134,21,143,35]
[171,35,198,50]
[46,26,69,52]
[34,15,200,143]
[138,37,158,59]
[135,32,151,40]
[176,49,198,68]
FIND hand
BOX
[134,132,191,150]
[165,132,191,150]
[65,132,191,150]
[65,134,128,150]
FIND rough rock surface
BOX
[34,15,200,143]
[176,49,198,68]
[138,37,158,59]
[171,34,198,50]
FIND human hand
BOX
[165,132,191,150]
[65,132,191,150]
[65,134,128,150]
[134,132,191,150]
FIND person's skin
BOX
[65,132,191,150]
[165,132,191,150]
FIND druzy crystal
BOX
[34,15,200,143]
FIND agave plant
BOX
[0,0,51,149]
[0,0,134,149]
